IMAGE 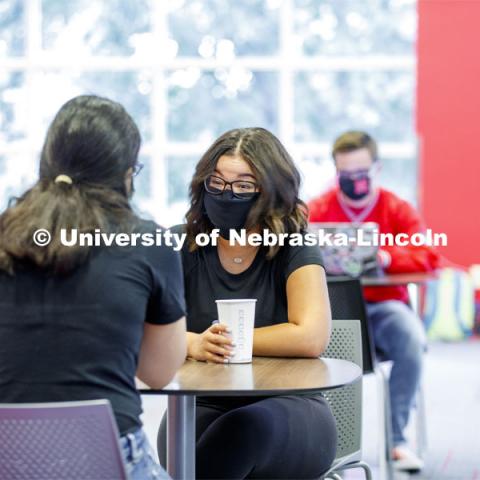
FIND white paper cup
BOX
[215,299,257,363]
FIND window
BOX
[0,0,417,225]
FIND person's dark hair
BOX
[332,130,378,162]
[185,127,307,258]
[0,95,141,275]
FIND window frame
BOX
[0,0,417,221]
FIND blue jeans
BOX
[366,300,427,446]
[120,428,170,480]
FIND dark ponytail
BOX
[0,95,141,275]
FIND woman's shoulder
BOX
[127,218,183,266]
[168,223,202,274]
[169,223,187,235]
[273,232,325,280]
[132,218,162,234]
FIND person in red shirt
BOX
[309,131,440,472]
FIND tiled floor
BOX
[140,339,480,480]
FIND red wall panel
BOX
[417,0,480,266]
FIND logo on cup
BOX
[237,309,245,351]
[215,298,257,363]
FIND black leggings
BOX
[157,395,337,479]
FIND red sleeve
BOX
[308,197,323,222]
[382,197,441,273]
[308,191,335,222]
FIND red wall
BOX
[417,0,480,267]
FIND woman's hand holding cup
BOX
[189,322,235,363]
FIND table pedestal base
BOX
[167,395,196,479]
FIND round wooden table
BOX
[141,357,362,480]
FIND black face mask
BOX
[203,190,259,239]
[338,172,371,200]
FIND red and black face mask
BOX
[338,170,372,200]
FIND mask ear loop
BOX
[201,189,208,215]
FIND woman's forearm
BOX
[186,331,199,358]
[188,324,314,358]
[252,322,327,358]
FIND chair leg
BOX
[415,382,428,459]
[382,370,395,470]
[375,368,387,479]
[408,281,429,460]
[356,460,374,480]
[375,366,394,480]
[407,282,420,314]
[323,473,343,480]
[328,462,373,480]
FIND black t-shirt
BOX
[174,225,324,407]
[174,226,324,333]
[0,220,185,435]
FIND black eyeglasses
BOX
[132,162,144,177]
[204,174,259,199]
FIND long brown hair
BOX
[185,127,308,258]
[0,95,141,275]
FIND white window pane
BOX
[379,156,417,206]
[1,0,419,215]
[0,72,27,143]
[294,71,414,142]
[0,155,11,211]
[42,0,151,56]
[167,155,197,206]
[0,0,25,57]
[294,0,416,56]
[296,155,337,203]
[166,155,196,226]
[0,152,37,211]
[0,153,154,217]
[168,70,279,142]
[30,71,151,149]
[168,0,280,57]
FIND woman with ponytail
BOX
[0,95,186,479]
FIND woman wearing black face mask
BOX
[157,127,337,479]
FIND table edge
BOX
[139,359,362,396]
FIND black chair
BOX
[321,320,373,479]
[326,276,376,374]
[327,276,394,480]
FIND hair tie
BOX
[54,175,73,185]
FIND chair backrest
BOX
[322,319,363,463]
[0,399,127,480]
[327,276,376,373]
